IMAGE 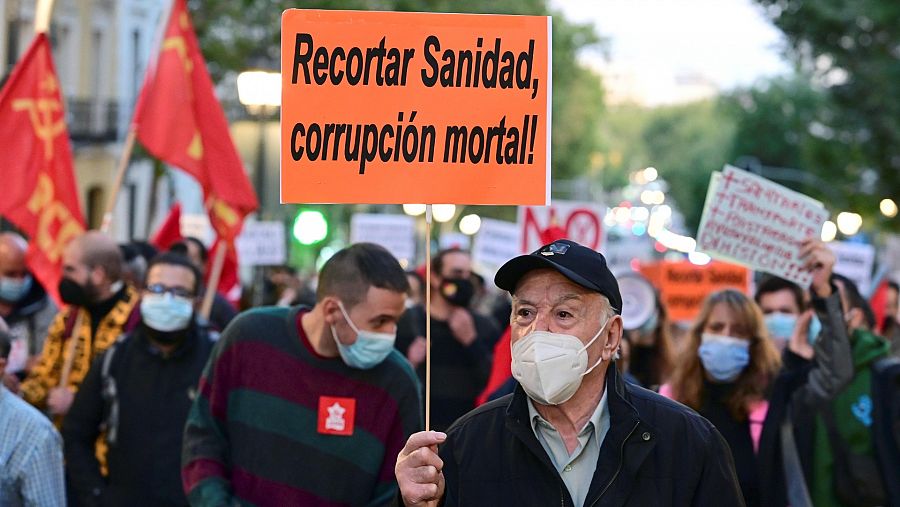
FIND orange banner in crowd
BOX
[280,10,551,205]
[640,260,749,322]
[0,34,86,304]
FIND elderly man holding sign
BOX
[396,240,743,506]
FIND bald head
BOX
[64,231,123,283]
[0,233,29,279]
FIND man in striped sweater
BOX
[182,243,422,506]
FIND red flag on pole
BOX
[151,202,184,251]
[133,0,257,243]
[208,238,240,309]
[0,34,86,304]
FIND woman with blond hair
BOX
[660,289,782,507]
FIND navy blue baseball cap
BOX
[494,239,622,314]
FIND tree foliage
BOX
[596,101,735,233]
[752,0,900,225]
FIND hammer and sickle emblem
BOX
[206,197,240,229]
[12,75,66,161]
[161,12,203,161]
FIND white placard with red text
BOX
[517,200,607,254]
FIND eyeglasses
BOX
[144,283,194,299]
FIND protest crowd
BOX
[1,2,899,507]
[1,227,898,507]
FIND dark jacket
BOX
[757,289,854,507]
[436,365,744,507]
[62,321,216,507]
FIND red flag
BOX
[151,203,183,251]
[207,239,240,309]
[870,278,889,334]
[0,34,86,304]
[133,0,257,243]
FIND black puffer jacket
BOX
[437,365,745,506]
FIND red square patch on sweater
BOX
[317,396,355,436]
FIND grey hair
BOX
[599,295,621,361]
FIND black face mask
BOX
[58,278,91,307]
[440,277,475,308]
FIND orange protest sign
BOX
[639,260,749,322]
[280,10,551,205]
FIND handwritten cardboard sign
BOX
[640,260,750,322]
[280,10,551,205]
[696,165,828,286]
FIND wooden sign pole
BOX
[424,204,432,431]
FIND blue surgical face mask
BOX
[699,333,751,382]
[330,301,396,369]
[764,313,796,342]
[807,314,822,345]
[141,293,194,332]
[0,274,32,302]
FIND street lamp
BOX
[836,212,862,236]
[880,198,898,218]
[237,70,280,308]
[432,204,456,223]
[403,204,427,216]
[237,70,281,218]
[459,214,481,235]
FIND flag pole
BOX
[100,129,137,233]
[34,0,55,34]
[200,241,227,320]
[99,0,175,234]
[424,204,432,431]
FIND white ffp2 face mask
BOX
[511,317,611,406]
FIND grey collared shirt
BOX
[528,388,610,507]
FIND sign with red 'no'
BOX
[518,200,606,254]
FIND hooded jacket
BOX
[1,277,56,372]
[810,328,890,507]
[435,364,744,506]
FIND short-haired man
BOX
[395,248,499,431]
[20,231,139,421]
[396,240,743,506]
[755,275,813,355]
[0,330,65,506]
[64,253,216,506]
[183,243,421,506]
[0,232,57,390]
[169,237,236,330]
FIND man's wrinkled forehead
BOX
[511,268,597,299]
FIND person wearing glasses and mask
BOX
[63,253,216,507]
[396,240,742,507]
[182,243,421,507]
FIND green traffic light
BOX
[293,210,328,245]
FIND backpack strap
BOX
[100,334,127,446]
